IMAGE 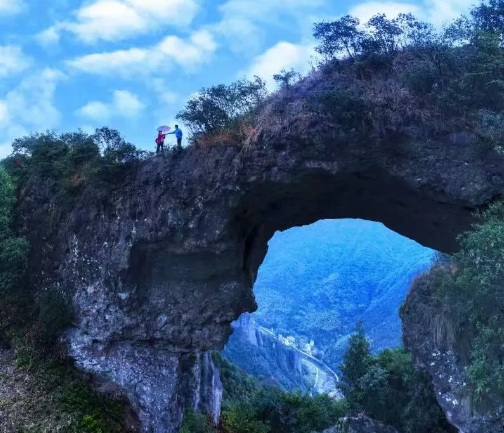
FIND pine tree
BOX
[338,320,372,408]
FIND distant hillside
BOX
[229,219,434,371]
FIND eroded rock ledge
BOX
[17,77,504,431]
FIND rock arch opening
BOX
[225,218,435,394]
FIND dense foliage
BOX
[180,353,348,433]
[0,166,30,331]
[313,13,434,60]
[170,0,504,149]
[428,200,504,405]
[184,331,455,433]
[273,69,301,89]
[308,0,504,141]
[339,323,455,433]
[176,77,268,146]
[4,127,146,199]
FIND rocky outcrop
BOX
[224,313,339,396]
[322,415,399,433]
[225,313,304,381]
[401,273,504,433]
[179,352,222,426]
[16,72,504,432]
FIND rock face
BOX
[224,313,304,390]
[401,273,504,433]
[16,74,504,432]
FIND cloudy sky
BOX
[0,0,475,157]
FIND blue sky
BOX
[0,0,475,157]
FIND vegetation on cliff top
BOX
[176,0,504,150]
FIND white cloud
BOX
[349,0,474,27]
[147,78,182,129]
[78,101,111,121]
[113,90,144,117]
[150,78,180,105]
[0,46,31,77]
[423,0,475,27]
[65,29,217,78]
[40,0,198,44]
[211,0,326,53]
[35,25,62,46]
[349,2,420,24]
[77,90,145,121]
[242,41,316,91]
[0,143,12,159]
[0,69,65,155]
[0,0,24,14]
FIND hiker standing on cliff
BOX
[156,131,166,153]
[167,125,183,149]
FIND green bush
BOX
[7,127,145,199]
[59,382,125,432]
[428,201,504,404]
[180,410,215,433]
[0,166,30,329]
[176,76,268,140]
[309,88,369,131]
[474,109,504,151]
[210,353,347,433]
[6,338,131,433]
[309,1,504,145]
[313,13,434,61]
[221,405,270,433]
[339,323,454,433]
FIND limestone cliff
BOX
[15,69,504,432]
[223,313,304,390]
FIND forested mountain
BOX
[227,219,434,370]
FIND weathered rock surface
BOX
[16,73,504,432]
[322,415,399,433]
[401,274,504,433]
[224,313,304,390]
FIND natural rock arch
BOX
[20,105,504,432]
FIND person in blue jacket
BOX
[167,125,183,149]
